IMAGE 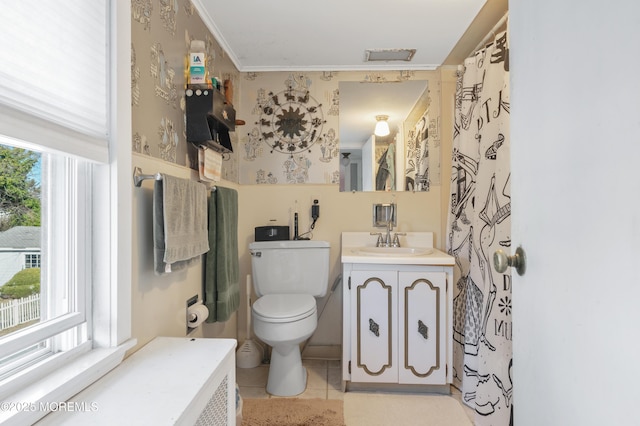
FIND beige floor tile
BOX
[296,388,327,399]
[327,389,345,400]
[451,385,475,422]
[305,364,328,390]
[327,360,341,369]
[239,386,269,399]
[237,362,469,424]
[236,365,269,387]
[327,367,342,391]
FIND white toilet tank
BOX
[249,240,330,297]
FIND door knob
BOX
[493,246,526,276]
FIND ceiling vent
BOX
[364,48,416,62]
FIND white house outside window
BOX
[24,254,40,269]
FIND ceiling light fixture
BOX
[365,48,416,62]
[341,152,351,167]
[374,115,390,137]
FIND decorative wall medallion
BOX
[257,88,325,155]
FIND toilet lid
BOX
[252,294,317,323]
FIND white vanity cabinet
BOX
[349,269,398,383]
[397,270,447,384]
[341,232,454,391]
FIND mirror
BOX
[339,80,430,192]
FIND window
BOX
[0,2,133,424]
[0,143,91,382]
[24,254,40,269]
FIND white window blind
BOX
[0,1,109,163]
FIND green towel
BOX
[205,187,240,322]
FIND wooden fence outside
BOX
[0,294,40,331]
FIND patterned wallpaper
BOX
[237,70,442,186]
[130,2,442,188]
[131,0,240,181]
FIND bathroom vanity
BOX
[341,232,454,392]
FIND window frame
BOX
[0,148,89,381]
[0,2,134,424]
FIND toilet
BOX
[249,240,330,396]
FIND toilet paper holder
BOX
[186,295,209,334]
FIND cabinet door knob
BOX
[417,320,429,340]
[369,318,380,337]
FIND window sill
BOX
[0,339,136,426]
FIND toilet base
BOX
[266,343,307,396]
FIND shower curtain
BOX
[446,27,512,426]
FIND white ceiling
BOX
[194,0,488,72]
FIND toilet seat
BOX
[252,294,316,323]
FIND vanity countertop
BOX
[341,232,454,266]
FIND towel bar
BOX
[132,166,217,191]
[132,166,161,187]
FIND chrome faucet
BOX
[384,220,393,247]
[370,220,406,247]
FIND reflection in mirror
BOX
[339,80,429,192]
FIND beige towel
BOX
[153,174,209,274]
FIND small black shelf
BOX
[185,87,235,153]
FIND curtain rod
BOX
[472,11,509,54]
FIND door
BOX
[350,270,398,383]
[398,271,447,384]
[511,2,640,424]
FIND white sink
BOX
[356,247,433,256]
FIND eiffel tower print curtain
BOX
[446,28,512,426]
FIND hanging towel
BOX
[197,148,214,183]
[197,147,223,182]
[204,186,240,322]
[153,174,209,274]
[203,148,222,181]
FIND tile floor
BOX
[236,359,475,423]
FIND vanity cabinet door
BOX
[398,271,447,384]
[350,270,398,383]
